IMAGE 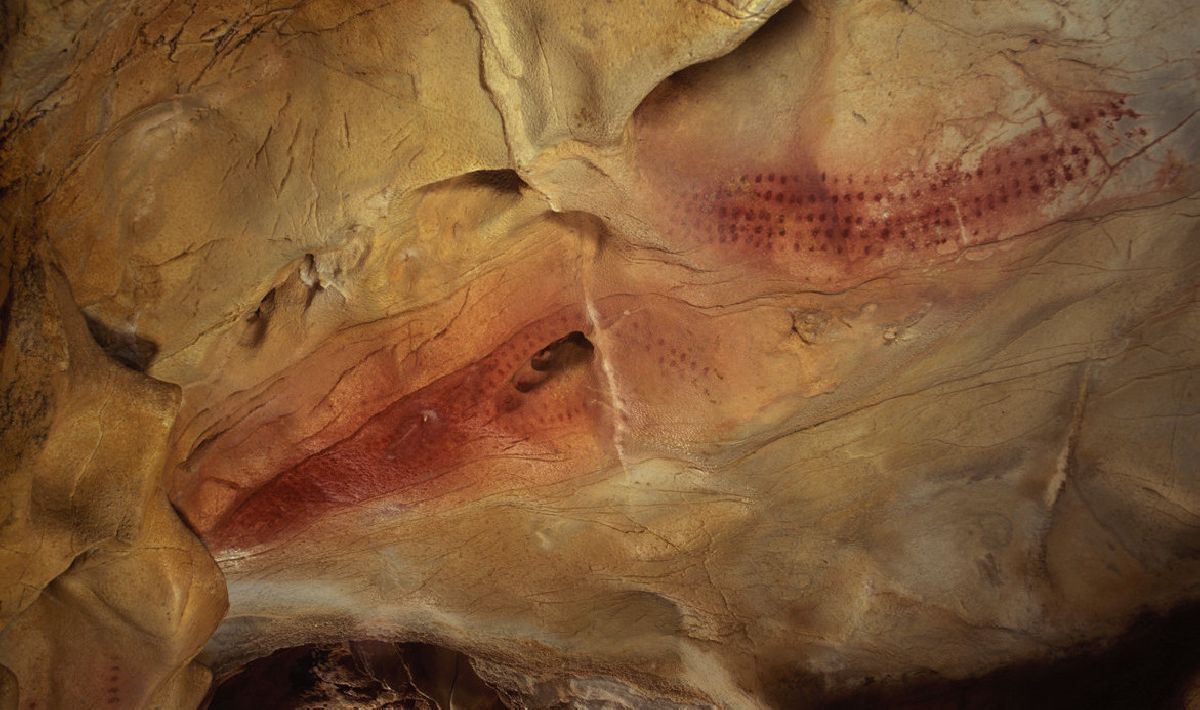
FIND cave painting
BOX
[1,0,1197,707]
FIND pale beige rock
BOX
[465,0,787,165]
[1,0,1198,707]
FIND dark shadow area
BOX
[238,287,275,349]
[805,602,1200,710]
[205,603,1200,708]
[206,640,506,710]
[511,330,594,394]
[83,313,159,371]
[0,272,13,351]
[458,169,527,194]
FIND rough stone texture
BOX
[0,247,226,708]
[208,640,507,709]
[1,0,1198,707]
[208,606,1200,709]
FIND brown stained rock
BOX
[23,0,511,387]
[0,247,226,707]
[1,0,1198,707]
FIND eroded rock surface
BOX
[2,0,1198,707]
[0,247,226,708]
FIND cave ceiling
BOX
[1,0,1198,707]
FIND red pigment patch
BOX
[106,662,121,706]
[647,99,1143,287]
[205,308,603,552]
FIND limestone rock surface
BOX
[0,248,226,708]
[1,0,1198,707]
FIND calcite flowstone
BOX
[1,0,1198,707]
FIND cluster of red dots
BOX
[661,104,1139,262]
[623,315,722,402]
[105,663,121,706]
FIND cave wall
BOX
[1,0,1198,707]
